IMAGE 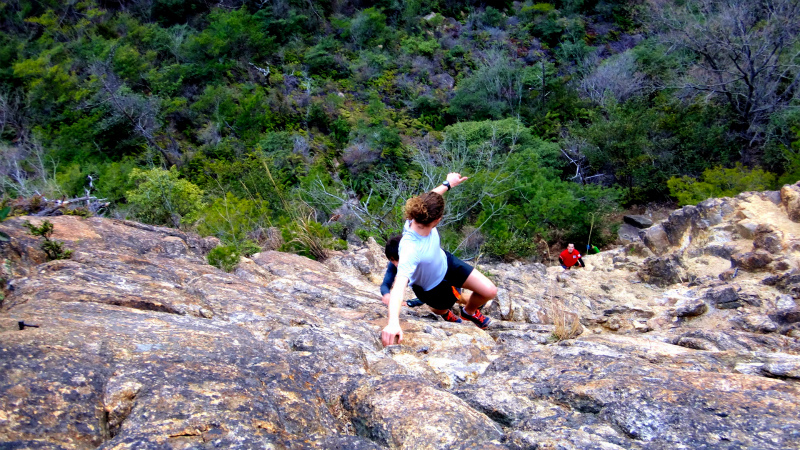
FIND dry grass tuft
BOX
[545,277,584,341]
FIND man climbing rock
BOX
[559,243,585,270]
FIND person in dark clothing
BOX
[559,243,585,270]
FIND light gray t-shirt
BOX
[396,220,447,291]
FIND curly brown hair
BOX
[404,192,444,225]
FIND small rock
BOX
[753,224,784,254]
[740,294,762,307]
[731,251,773,271]
[638,254,688,287]
[604,317,622,331]
[733,314,778,334]
[705,286,742,309]
[769,259,791,272]
[673,298,708,317]
[735,220,759,239]
[624,215,653,229]
[719,268,738,281]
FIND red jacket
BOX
[559,249,583,268]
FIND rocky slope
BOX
[1,184,799,449]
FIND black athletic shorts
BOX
[411,251,473,310]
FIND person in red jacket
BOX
[559,243,585,270]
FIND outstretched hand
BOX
[381,323,403,347]
[446,172,469,189]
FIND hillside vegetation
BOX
[1,0,798,260]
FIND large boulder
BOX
[781,182,800,222]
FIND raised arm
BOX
[431,172,469,196]
[381,275,409,346]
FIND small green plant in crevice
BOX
[0,207,11,242]
[23,220,73,261]
[207,245,241,272]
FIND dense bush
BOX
[126,167,204,226]
[207,245,241,272]
[667,165,778,206]
[1,0,796,261]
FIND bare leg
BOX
[461,269,497,315]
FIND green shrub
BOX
[482,228,538,261]
[448,53,533,120]
[194,193,271,247]
[775,127,800,186]
[401,36,440,56]
[126,166,204,227]
[350,7,388,47]
[23,220,73,261]
[0,206,10,242]
[667,164,778,206]
[238,240,262,257]
[207,245,240,272]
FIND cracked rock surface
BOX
[2,184,800,449]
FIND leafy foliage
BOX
[667,165,778,206]
[207,245,240,272]
[0,207,10,242]
[126,167,204,226]
[194,193,271,248]
[0,0,796,261]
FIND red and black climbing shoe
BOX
[440,310,462,323]
[460,306,491,329]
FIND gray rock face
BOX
[343,375,503,448]
[2,215,800,450]
[456,337,800,449]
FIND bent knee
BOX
[475,282,497,300]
